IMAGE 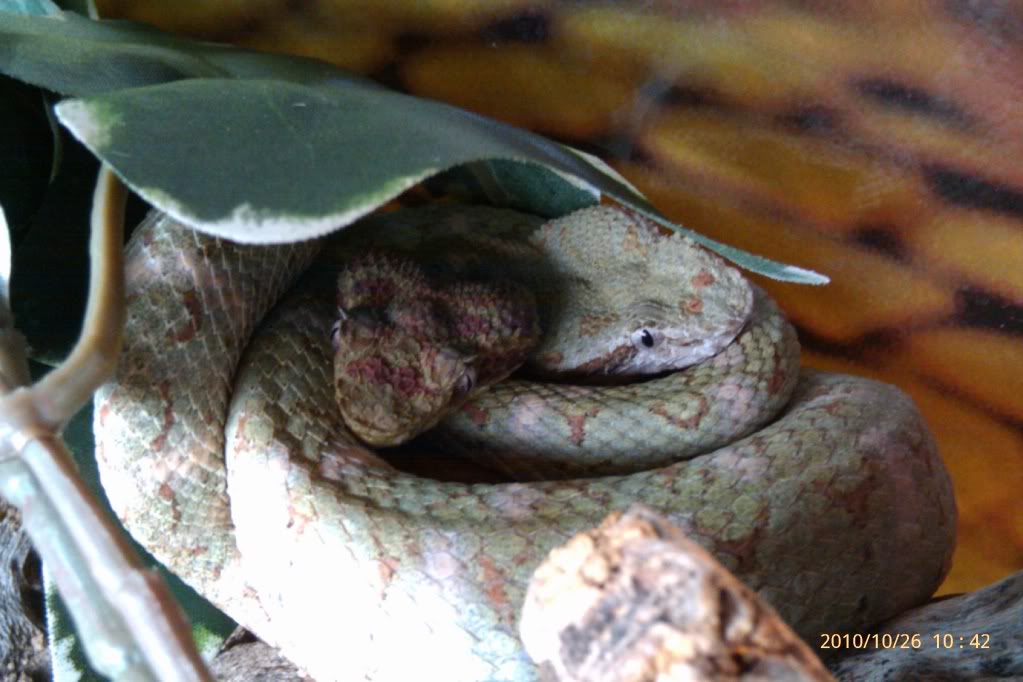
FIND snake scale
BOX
[93,204,956,682]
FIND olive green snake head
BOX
[522,206,753,377]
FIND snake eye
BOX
[330,320,342,349]
[454,369,476,398]
[632,328,658,350]
[331,308,351,350]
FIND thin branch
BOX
[0,167,213,681]
[32,167,127,428]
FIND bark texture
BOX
[0,500,48,681]
[520,505,835,682]
[211,629,309,681]
[830,570,1023,681]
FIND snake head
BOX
[528,206,754,378]
[332,303,481,447]
[333,251,539,446]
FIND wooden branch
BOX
[0,167,213,681]
[521,505,835,682]
[32,167,126,429]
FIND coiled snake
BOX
[93,204,956,681]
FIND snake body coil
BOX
[94,207,956,681]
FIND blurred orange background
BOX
[95,0,1023,596]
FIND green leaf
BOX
[54,0,94,16]
[0,10,228,94]
[424,159,601,219]
[0,0,60,16]
[0,11,376,96]
[2,11,826,282]
[54,78,639,241]
[55,78,826,283]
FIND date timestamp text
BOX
[820,633,991,650]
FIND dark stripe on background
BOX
[855,77,971,126]
[480,11,550,44]
[955,287,1023,334]
[776,104,842,135]
[923,165,1023,219]
[850,223,909,262]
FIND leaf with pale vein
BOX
[0,12,825,282]
[55,79,827,283]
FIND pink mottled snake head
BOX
[332,305,479,446]
[333,252,539,446]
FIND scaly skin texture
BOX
[328,205,753,378]
[93,207,956,682]
[334,250,541,445]
[432,283,796,480]
[332,205,752,448]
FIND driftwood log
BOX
[520,505,834,681]
[829,570,1023,681]
[210,629,307,682]
[520,505,1023,682]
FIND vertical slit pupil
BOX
[641,330,655,347]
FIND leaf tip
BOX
[780,265,830,285]
[55,98,115,151]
